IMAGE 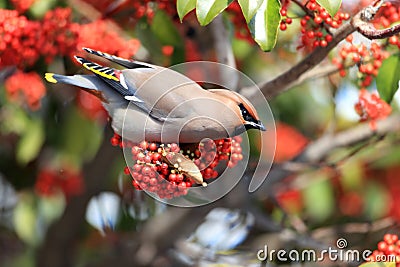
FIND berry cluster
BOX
[82,0,177,21]
[367,234,400,264]
[0,7,141,69]
[279,0,349,50]
[299,0,349,50]
[0,10,41,68]
[373,2,400,29]
[111,134,244,199]
[279,0,293,31]
[4,71,46,110]
[333,37,389,87]
[35,168,84,199]
[354,89,392,130]
[39,8,80,64]
[76,19,141,59]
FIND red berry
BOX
[320,40,328,47]
[314,16,323,24]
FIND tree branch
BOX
[239,20,356,100]
[239,0,389,101]
[300,115,400,163]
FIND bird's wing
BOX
[74,56,143,103]
[83,47,154,70]
[45,57,167,122]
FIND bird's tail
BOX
[44,73,108,101]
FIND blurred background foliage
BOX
[1,0,400,266]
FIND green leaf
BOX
[60,107,102,166]
[359,261,396,267]
[248,0,281,52]
[316,0,342,17]
[151,10,183,46]
[16,119,45,165]
[364,182,390,220]
[177,0,196,21]
[303,175,334,222]
[13,193,41,246]
[339,160,363,190]
[29,0,57,18]
[150,10,185,64]
[238,0,264,23]
[196,0,232,26]
[135,19,164,63]
[377,55,400,103]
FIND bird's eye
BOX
[239,103,255,122]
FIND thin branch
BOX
[256,114,400,197]
[239,19,356,100]
[300,115,400,163]
[239,0,391,101]
[312,217,396,239]
[352,0,400,39]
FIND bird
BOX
[188,207,255,250]
[45,48,265,144]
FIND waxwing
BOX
[45,48,265,143]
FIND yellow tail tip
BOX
[45,73,57,83]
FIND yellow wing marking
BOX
[82,63,119,82]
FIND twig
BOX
[256,114,400,197]
[300,115,400,163]
[352,0,400,39]
[239,20,356,100]
[239,0,394,101]
[312,217,396,239]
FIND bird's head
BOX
[208,89,266,134]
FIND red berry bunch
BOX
[4,71,46,110]
[296,0,349,50]
[279,0,293,31]
[110,134,244,199]
[0,9,41,68]
[82,0,177,22]
[354,89,392,130]
[35,168,84,199]
[10,0,36,14]
[333,36,389,87]
[373,2,400,29]
[367,234,400,264]
[76,19,141,59]
[39,8,80,64]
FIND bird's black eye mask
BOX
[239,103,257,123]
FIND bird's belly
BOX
[114,116,235,144]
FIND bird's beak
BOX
[245,120,266,131]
